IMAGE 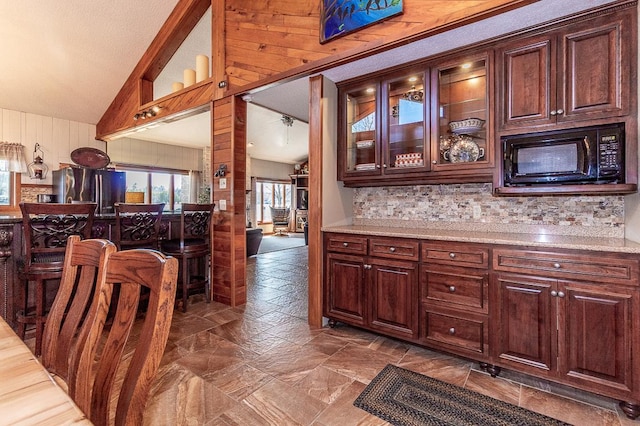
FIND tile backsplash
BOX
[353,183,624,238]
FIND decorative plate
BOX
[448,136,482,163]
[449,118,486,135]
[70,147,110,169]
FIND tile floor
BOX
[135,245,637,425]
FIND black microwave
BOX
[503,123,624,186]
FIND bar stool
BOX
[113,203,165,251]
[17,202,96,355]
[161,203,214,312]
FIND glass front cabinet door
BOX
[431,53,492,171]
[340,82,380,179]
[383,70,430,175]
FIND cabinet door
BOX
[558,11,631,123]
[382,70,430,174]
[496,34,555,130]
[431,52,492,171]
[338,82,381,180]
[369,258,418,340]
[557,280,636,396]
[324,253,367,326]
[494,273,555,374]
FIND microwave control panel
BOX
[598,132,622,177]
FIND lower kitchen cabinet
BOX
[323,233,419,341]
[323,231,640,418]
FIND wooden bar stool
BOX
[17,202,96,355]
[113,203,165,251]
[161,203,214,312]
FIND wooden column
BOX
[211,96,247,306]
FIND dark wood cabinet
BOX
[420,241,490,359]
[323,233,419,340]
[323,231,640,417]
[493,247,640,404]
[496,7,634,131]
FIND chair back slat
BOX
[114,203,165,250]
[41,236,116,380]
[69,249,178,426]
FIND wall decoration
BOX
[321,0,403,44]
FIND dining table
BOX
[0,315,91,425]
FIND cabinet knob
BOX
[376,164,381,169]
[449,252,456,259]
[550,110,557,116]
[557,291,565,298]
[364,264,371,270]
[556,108,564,115]
[389,247,396,252]
[343,242,348,247]
[449,286,456,293]
[383,164,388,168]
[432,160,437,164]
[551,290,558,297]
[449,328,456,335]
[553,263,561,269]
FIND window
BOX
[255,180,292,224]
[121,168,190,211]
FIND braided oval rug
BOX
[354,364,572,426]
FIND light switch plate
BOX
[219,178,227,189]
[219,199,227,210]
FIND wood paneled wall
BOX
[211,96,247,306]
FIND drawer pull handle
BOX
[449,286,456,293]
[343,242,348,247]
[449,328,456,335]
[449,252,456,259]
[389,247,396,252]
[553,262,561,269]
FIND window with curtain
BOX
[0,143,26,208]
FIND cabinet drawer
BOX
[493,248,640,286]
[422,241,489,268]
[422,307,488,355]
[370,237,419,261]
[325,234,367,255]
[421,265,488,313]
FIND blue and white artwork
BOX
[321,0,403,43]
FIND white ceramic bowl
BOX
[449,118,486,134]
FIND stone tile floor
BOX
[24,244,634,424]
[138,245,635,425]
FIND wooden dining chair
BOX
[41,236,116,382]
[18,202,97,355]
[113,203,165,250]
[160,203,214,312]
[68,248,178,426]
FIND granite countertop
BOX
[322,224,640,254]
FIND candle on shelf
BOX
[172,82,184,92]
[183,69,196,87]
[196,55,209,83]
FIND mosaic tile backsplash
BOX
[353,183,625,238]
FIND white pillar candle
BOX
[196,55,209,83]
[183,69,196,87]
[172,82,184,92]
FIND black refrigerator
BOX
[52,167,126,214]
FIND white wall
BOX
[0,107,102,185]
[322,77,353,227]
[107,137,203,171]
[250,158,292,180]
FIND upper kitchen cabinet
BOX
[339,81,380,179]
[338,51,494,187]
[431,52,493,172]
[496,6,635,132]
